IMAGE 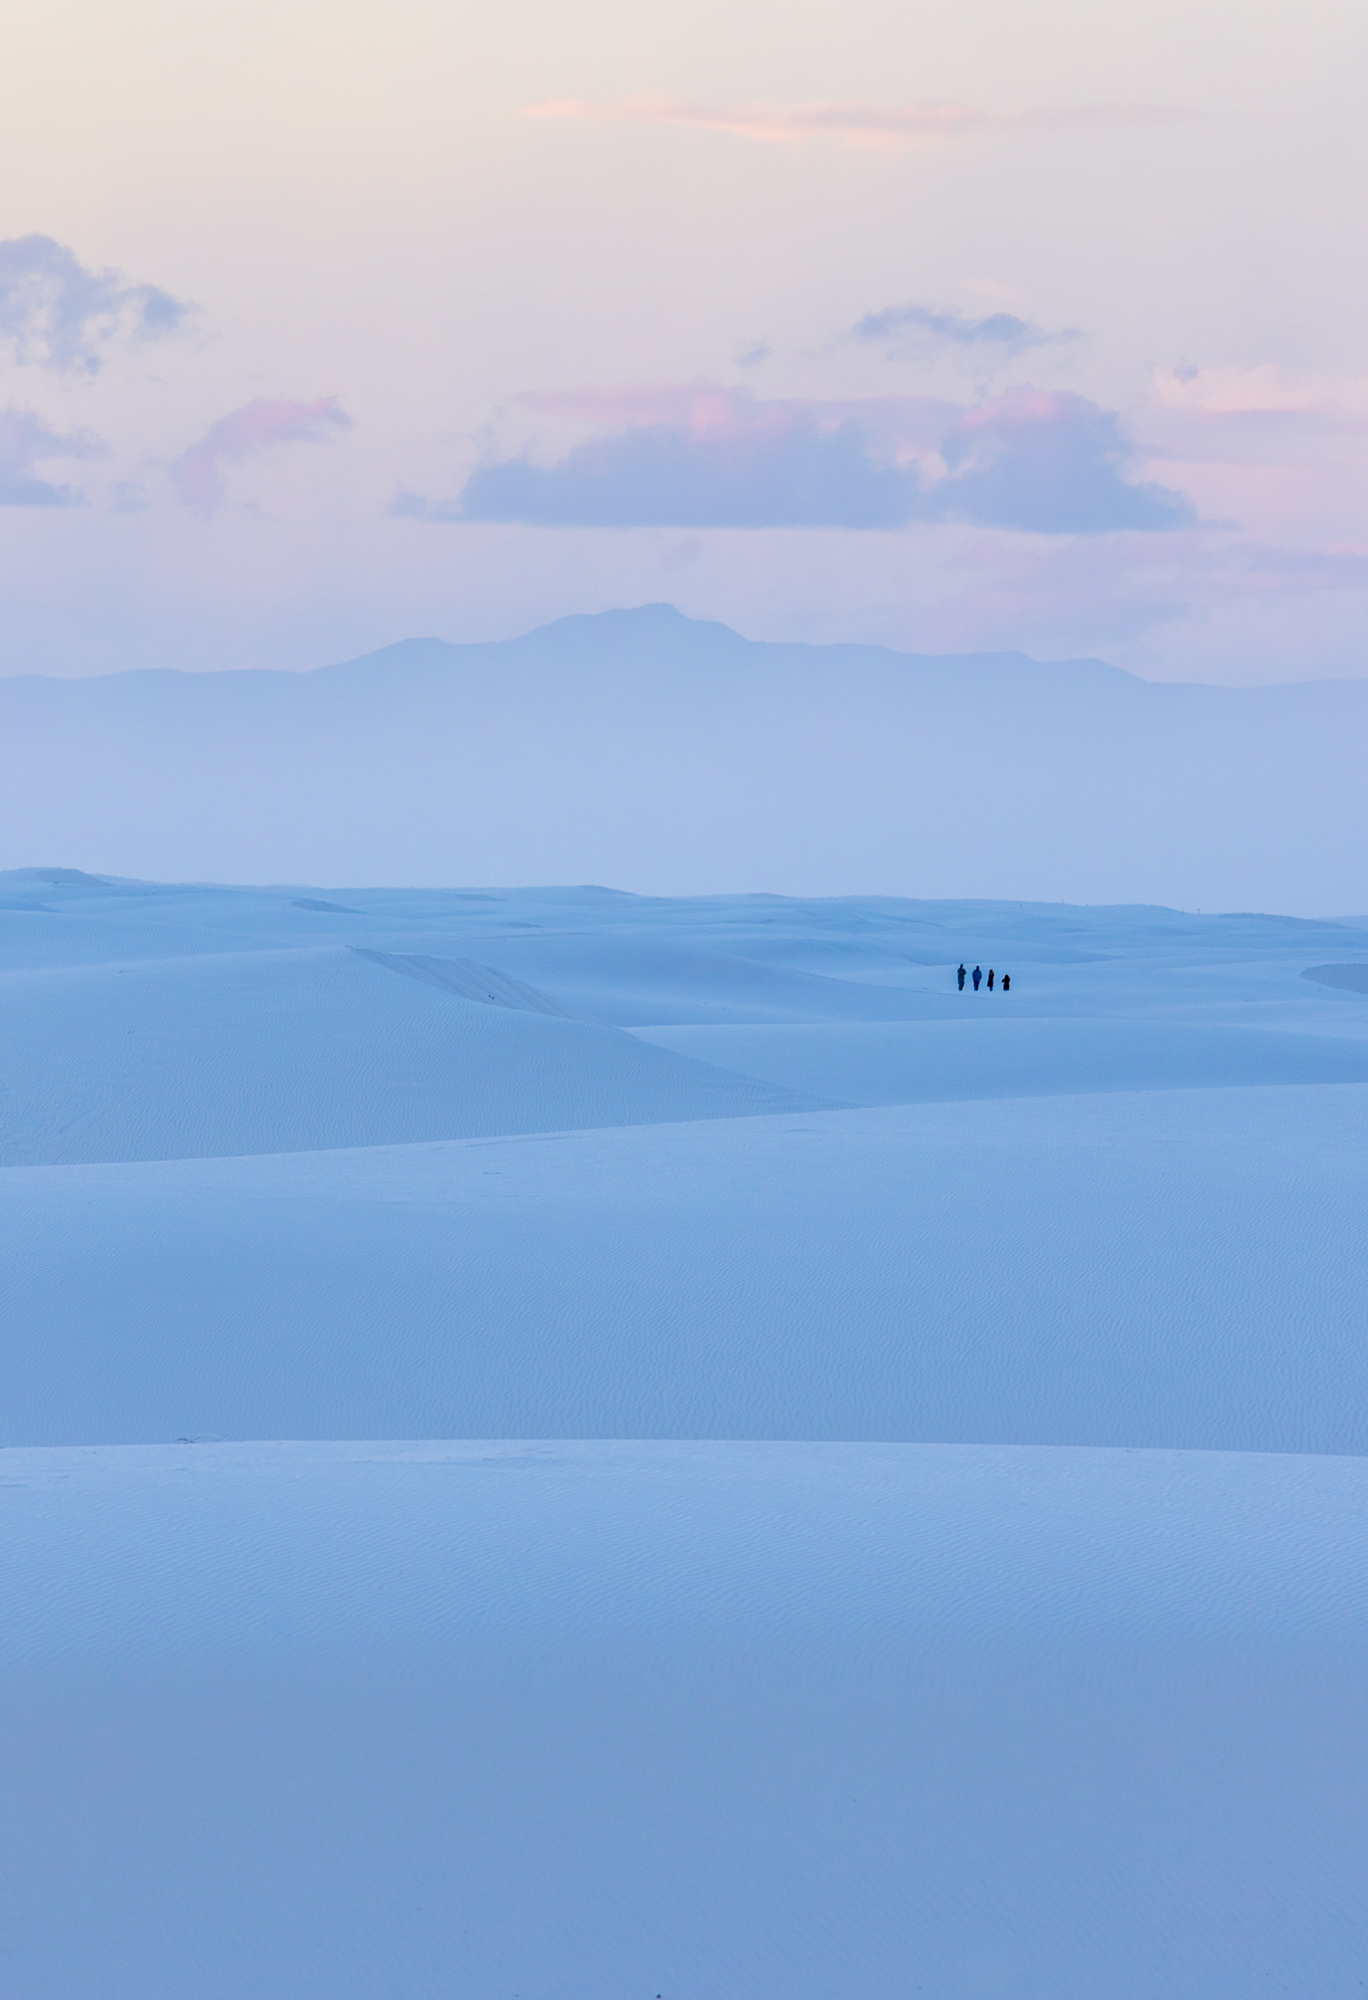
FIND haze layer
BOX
[4,606,1368,909]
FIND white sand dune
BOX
[353,946,576,1014]
[448,930,959,1023]
[0,944,816,1166]
[633,1014,1368,1100]
[4,875,1368,1994]
[1304,961,1368,993]
[5,1086,1368,1452]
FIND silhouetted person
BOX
[1001,973,1010,993]
[957,963,966,990]
[972,965,982,990]
[987,968,995,991]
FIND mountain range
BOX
[2,604,1364,911]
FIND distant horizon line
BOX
[1,864,1364,929]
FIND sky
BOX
[1,0,1366,683]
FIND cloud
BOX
[0,405,103,506]
[523,94,1186,154]
[169,397,352,517]
[0,235,190,374]
[400,391,912,529]
[1154,364,1368,418]
[929,389,1194,532]
[394,384,1191,536]
[853,303,1073,357]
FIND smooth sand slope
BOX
[7,1087,1368,1452]
[0,943,815,1166]
[5,1439,1368,2000]
[3,873,1368,1997]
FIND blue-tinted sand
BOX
[2,875,1367,1996]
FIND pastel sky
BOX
[2,0,1366,682]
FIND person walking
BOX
[987,968,995,991]
[957,963,966,991]
[1001,972,1010,993]
[972,965,982,991]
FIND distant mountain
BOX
[1,604,1364,912]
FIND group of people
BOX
[958,963,1009,993]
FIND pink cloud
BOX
[1154,365,1368,419]
[170,396,352,517]
[523,94,1186,153]
[516,384,952,456]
